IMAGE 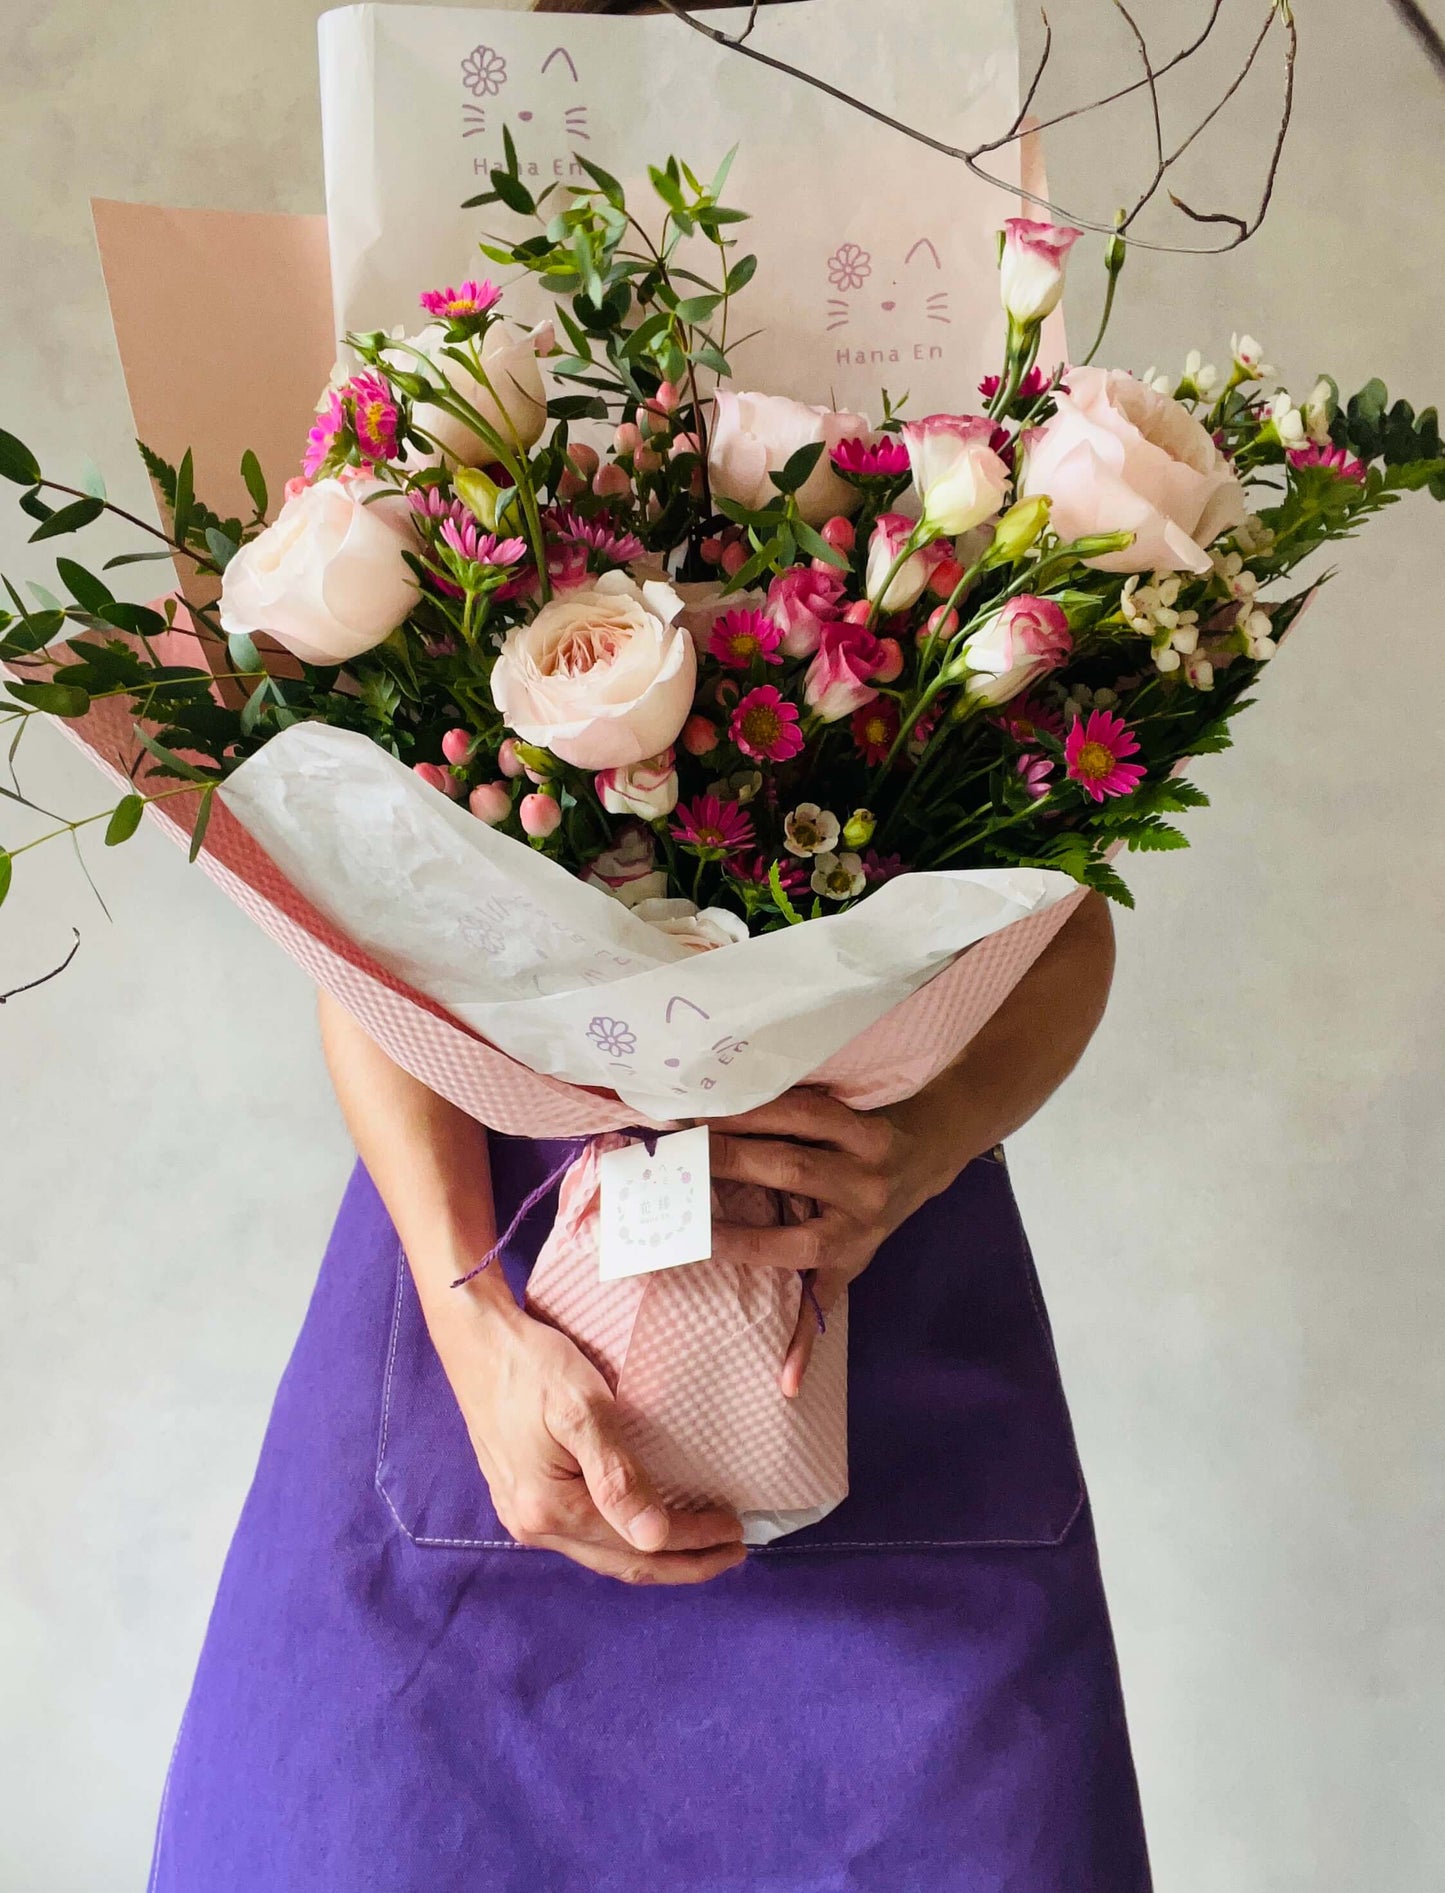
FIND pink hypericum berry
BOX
[720,540,749,577]
[700,536,724,565]
[593,464,631,499]
[682,714,720,757]
[567,442,601,479]
[820,515,856,553]
[670,431,703,460]
[842,599,873,625]
[634,445,664,476]
[873,637,904,684]
[520,793,562,838]
[412,762,449,794]
[649,381,681,415]
[468,781,512,825]
[923,605,960,641]
[497,738,526,779]
[558,468,587,502]
[441,728,472,766]
[614,421,644,457]
[929,557,966,599]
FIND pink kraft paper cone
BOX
[5,181,1085,1522]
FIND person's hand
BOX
[430,1291,746,1585]
[709,1088,943,1398]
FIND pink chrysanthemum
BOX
[729,685,805,764]
[735,854,808,894]
[861,849,907,884]
[419,279,503,322]
[671,794,756,859]
[440,518,527,566]
[1287,442,1367,484]
[302,390,347,480]
[707,608,783,671]
[850,697,900,765]
[408,487,465,521]
[1064,709,1146,803]
[996,694,1066,745]
[348,371,400,464]
[544,505,646,567]
[830,435,911,479]
[1016,752,1053,801]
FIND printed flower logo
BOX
[587,1016,637,1059]
[827,243,872,292]
[461,44,508,96]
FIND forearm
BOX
[316,990,517,1332]
[886,892,1116,1205]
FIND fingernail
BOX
[631,1505,669,1550]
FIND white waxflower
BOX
[1140,366,1172,395]
[1302,377,1335,446]
[1180,647,1215,690]
[1061,682,1119,721]
[1238,604,1277,662]
[1231,333,1274,379]
[1183,350,1222,401]
[1121,572,1200,673]
[1232,514,1276,557]
[1266,391,1306,447]
[810,851,867,901]
[783,802,841,859]
[1210,549,1259,604]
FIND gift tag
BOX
[598,1127,712,1282]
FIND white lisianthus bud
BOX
[997,218,1082,325]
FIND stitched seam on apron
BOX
[145,1699,192,1892]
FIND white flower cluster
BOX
[1122,572,1210,685]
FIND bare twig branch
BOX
[652,0,1295,254]
[1387,0,1445,80]
[0,929,80,1004]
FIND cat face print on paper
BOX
[824,236,954,368]
[459,42,592,181]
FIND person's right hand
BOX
[431,1291,747,1585]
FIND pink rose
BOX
[219,476,420,665]
[1021,366,1247,574]
[594,748,680,820]
[864,513,952,613]
[804,621,885,722]
[672,580,768,653]
[396,318,548,464]
[709,391,869,527]
[902,414,1011,536]
[583,822,670,909]
[998,218,1083,325]
[491,571,696,770]
[766,565,847,659]
[952,594,1072,706]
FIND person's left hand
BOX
[707,1088,941,1398]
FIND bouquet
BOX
[4,140,1442,1536]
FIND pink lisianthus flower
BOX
[864,513,953,613]
[804,620,887,722]
[902,414,1012,537]
[1064,709,1146,803]
[952,594,1072,707]
[671,793,756,860]
[998,218,1083,325]
[708,607,783,671]
[765,564,847,658]
[728,684,805,763]
[850,697,901,766]
[418,279,503,323]
[1287,442,1368,484]
[584,822,670,908]
[594,748,680,820]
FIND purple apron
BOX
[148,1139,1150,1890]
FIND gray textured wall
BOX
[1,3,1442,1888]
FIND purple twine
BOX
[802,1270,827,1335]
[450,1128,664,1289]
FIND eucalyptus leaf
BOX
[240,449,268,516]
[29,496,103,542]
[56,557,113,613]
[5,679,90,718]
[104,794,145,846]
[0,428,41,486]
[187,785,215,862]
[0,849,11,907]
[769,440,826,495]
[228,631,263,673]
[172,448,194,544]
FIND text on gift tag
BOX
[598,1127,712,1281]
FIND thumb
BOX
[554,1395,671,1553]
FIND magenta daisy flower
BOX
[1016,752,1053,801]
[707,608,783,671]
[1064,710,1146,803]
[544,505,646,567]
[302,390,346,480]
[729,685,805,764]
[347,371,400,464]
[419,278,503,323]
[861,849,907,884]
[850,697,900,766]
[671,794,756,859]
[734,854,807,894]
[978,366,1059,404]
[1287,442,1367,484]
[830,435,911,480]
[996,694,1066,745]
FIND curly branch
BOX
[0,928,80,1004]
